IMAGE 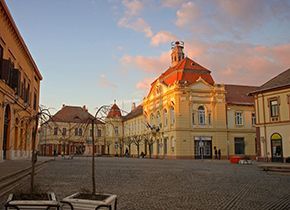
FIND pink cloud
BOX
[122,0,143,16]
[118,17,153,37]
[150,31,177,46]
[121,39,290,87]
[175,2,200,27]
[120,51,171,73]
[136,77,154,90]
[98,74,117,89]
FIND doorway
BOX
[271,133,283,162]
[194,136,212,159]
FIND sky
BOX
[6,0,290,114]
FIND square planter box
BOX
[5,192,59,210]
[62,192,117,210]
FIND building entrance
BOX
[271,133,283,162]
[194,136,212,159]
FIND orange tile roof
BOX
[107,103,122,118]
[51,105,103,124]
[158,57,215,86]
[225,85,257,106]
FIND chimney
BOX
[83,105,87,112]
[131,102,136,111]
[171,41,185,67]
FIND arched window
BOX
[163,109,168,127]
[156,111,161,128]
[198,106,205,125]
[79,128,82,136]
[170,106,175,125]
[150,113,154,126]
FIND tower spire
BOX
[171,41,185,67]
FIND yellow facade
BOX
[0,0,42,160]
[116,42,257,159]
[253,86,290,162]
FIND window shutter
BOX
[11,68,20,93]
[1,59,10,82]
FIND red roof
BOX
[107,104,122,118]
[225,85,257,106]
[51,105,103,124]
[157,57,215,86]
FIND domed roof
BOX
[107,103,122,118]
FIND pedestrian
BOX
[218,149,221,160]
[214,146,217,159]
[125,148,129,157]
[140,151,145,158]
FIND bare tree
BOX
[133,135,143,158]
[124,136,134,156]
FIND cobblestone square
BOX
[3,157,288,210]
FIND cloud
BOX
[175,2,200,27]
[122,0,143,16]
[117,0,153,38]
[118,17,153,37]
[98,74,117,89]
[120,51,171,73]
[161,0,187,8]
[150,31,177,46]
[193,41,290,85]
[136,77,154,90]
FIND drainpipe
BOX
[225,104,229,160]
[262,94,268,161]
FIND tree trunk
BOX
[149,144,152,159]
[91,119,96,194]
[30,114,39,193]
[137,144,140,158]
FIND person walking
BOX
[53,149,57,160]
[218,149,221,160]
[214,146,218,159]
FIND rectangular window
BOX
[234,137,245,154]
[33,92,37,110]
[251,113,256,126]
[62,128,66,136]
[235,112,243,125]
[270,100,279,117]
[90,129,93,137]
[97,129,101,137]
[192,112,195,125]
[54,127,58,135]
[79,128,82,136]
[0,45,3,79]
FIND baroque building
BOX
[39,105,105,156]
[0,0,42,160]
[111,41,258,159]
[250,68,290,162]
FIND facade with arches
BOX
[0,1,42,160]
[250,68,290,162]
